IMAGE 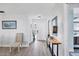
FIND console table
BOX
[48,37,61,56]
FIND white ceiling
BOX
[0,3,57,15]
[67,3,79,7]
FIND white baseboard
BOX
[0,43,29,47]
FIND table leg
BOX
[48,43,50,48]
[57,44,58,56]
[52,43,54,56]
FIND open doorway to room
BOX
[32,23,38,42]
[31,17,41,42]
[31,16,47,42]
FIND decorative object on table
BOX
[2,20,17,29]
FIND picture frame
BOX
[2,20,17,29]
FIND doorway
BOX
[32,23,38,42]
[31,18,46,42]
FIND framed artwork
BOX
[2,20,17,29]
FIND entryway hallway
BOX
[0,40,51,56]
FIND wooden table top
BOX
[49,37,61,45]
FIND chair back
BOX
[16,33,23,44]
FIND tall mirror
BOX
[47,16,58,46]
[52,16,58,36]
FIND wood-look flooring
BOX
[0,40,51,56]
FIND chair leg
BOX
[9,47,12,52]
[18,47,20,52]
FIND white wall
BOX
[50,3,74,56]
[64,4,74,56]
[0,15,31,47]
[49,4,65,56]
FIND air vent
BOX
[0,11,5,13]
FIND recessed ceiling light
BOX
[38,16,41,18]
[0,11,5,13]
